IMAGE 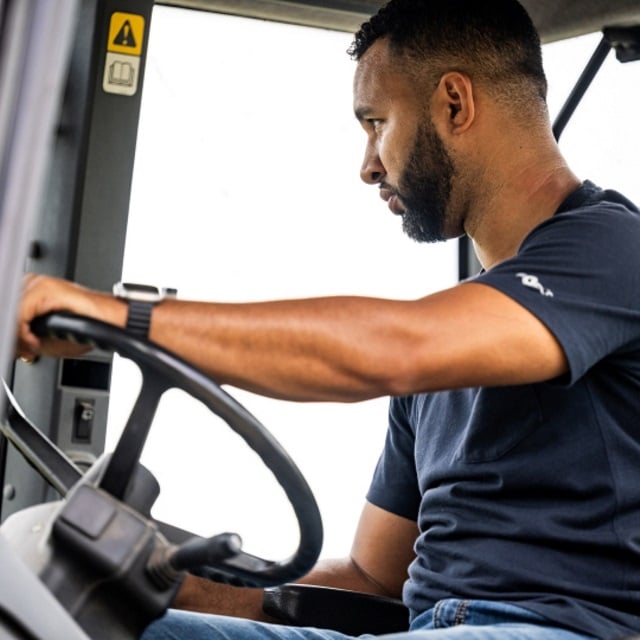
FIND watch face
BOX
[112,282,176,302]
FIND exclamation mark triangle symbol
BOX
[113,20,136,48]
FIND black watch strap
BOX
[113,282,177,341]
[126,300,154,339]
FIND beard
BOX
[394,120,455,243]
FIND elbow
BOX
[352,352,431,399]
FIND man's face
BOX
[353,40,456,243]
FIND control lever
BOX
[148,530,288,589]
[147,531,243,588]
[170,532,243,571]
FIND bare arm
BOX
[298,501,417,598]
[17,275,567,401]
[173,502,417,618]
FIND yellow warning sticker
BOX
[107,12,145,56]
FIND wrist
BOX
[112,282,177,340]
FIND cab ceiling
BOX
[155,0,640,42]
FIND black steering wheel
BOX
[2,312,324,636]
[26,311,323,588]
[2,311,323,638]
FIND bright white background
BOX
[106,7,639,563]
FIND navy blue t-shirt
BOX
[367,182,640,639]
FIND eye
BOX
[357,115,384,136]
[367,118,384,133]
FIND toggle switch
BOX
[73,399,95,443]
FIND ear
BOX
[433,72,475,134]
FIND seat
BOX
[263,584,409,635]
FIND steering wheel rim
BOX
[29,311,323,587]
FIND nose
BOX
[359,143,386,185]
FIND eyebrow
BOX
[354,106,373,122]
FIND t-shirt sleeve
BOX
[366,396,421,521]
[475,204,640,385]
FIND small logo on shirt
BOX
[516,272,554,297]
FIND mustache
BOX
[379,181,396,194]
[380,182,410,210]
[380,182,405,201]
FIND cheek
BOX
[379,130,411,181]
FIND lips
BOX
[380,187,405,215]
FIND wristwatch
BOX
[112,282,177,340]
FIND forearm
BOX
[150,297,415,402]
[172,575,271,620]
[172,556,389,619]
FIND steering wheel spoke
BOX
[100,368,169,499]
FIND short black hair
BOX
[349,0,547,105]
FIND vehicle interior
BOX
[0,0,639,638]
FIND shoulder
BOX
[487,182,640,286]
[522,182,640,255]
[474,184,640,382]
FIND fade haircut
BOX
[349,0,548,112]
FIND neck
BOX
[464,139,581,270]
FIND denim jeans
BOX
[140,599,597,640]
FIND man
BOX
[16,0,640,638]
